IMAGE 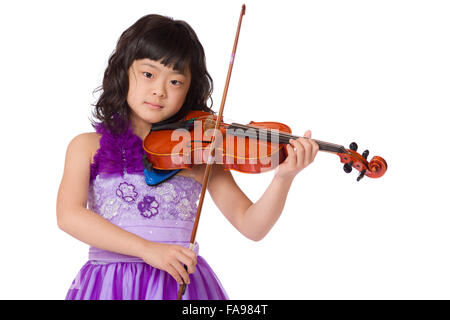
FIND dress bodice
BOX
[87,122,202,262]
[89,173,202,223]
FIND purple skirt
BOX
[65,255,228,300]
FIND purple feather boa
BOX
[90,123,144,181]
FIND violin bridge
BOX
[203,116,216,131]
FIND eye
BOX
[143,72,154,79]
[170,80,182,86]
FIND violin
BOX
[143,110,387,182]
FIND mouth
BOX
[144,102,163,110]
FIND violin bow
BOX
[176,4,246,300]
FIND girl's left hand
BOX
[274,130,319,180]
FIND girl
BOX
[57,13,319,300]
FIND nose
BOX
[152,83,166,98]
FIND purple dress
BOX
[65,123,228,300]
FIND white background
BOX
[0,0,449,299]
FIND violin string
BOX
[263,128,343,152]
[227,123,345,153]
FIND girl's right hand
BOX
[140,241,197,285]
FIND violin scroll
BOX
[338,142,388,181]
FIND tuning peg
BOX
[362,150,369,159]
[357,169,366,182]
[349,142,358,151]
[343,162,353,173]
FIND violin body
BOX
[143,110,292,173]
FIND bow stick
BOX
[177,4,246,300]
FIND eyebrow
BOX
[141,62,186,76]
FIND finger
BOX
[286,140,297,164]
[291,139,305,168]
[178,252,196,274]
[299,138,313,167]
[171,260,190,285]
[304,130,312,139]
[182,247,197,265]
[311,139,320,160]
[304,131,319,163]
[166,264,183,285]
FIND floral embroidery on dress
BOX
[100,198,122,220]
[155,183,177,202]
[116,182,138,203]
[138,195,160,218]
[175,197,195,220]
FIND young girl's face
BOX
[127,58,191,126]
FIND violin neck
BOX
[227,123,346,154]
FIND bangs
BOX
[133,26,193,75]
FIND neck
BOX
[130,116,153,141]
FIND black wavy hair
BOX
[91,14,214,134]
